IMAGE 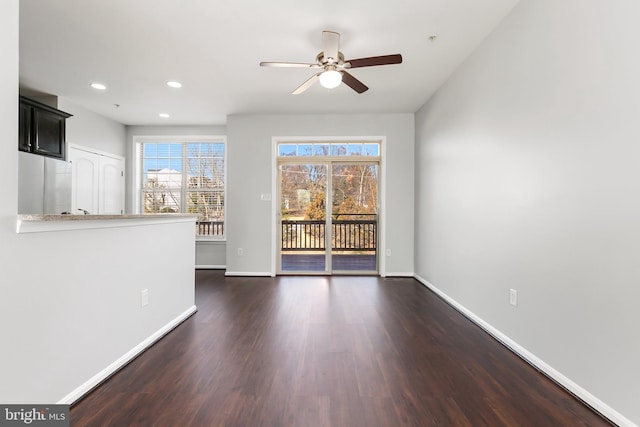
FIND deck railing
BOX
[197,220,224,237]
[281,216,377,251]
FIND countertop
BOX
[19,213,198,221]
[16,213,198,233]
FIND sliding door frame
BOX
[270,136,387,277]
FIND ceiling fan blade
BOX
[260,61,321,68]
[292,72,321,95]
[340,71,368,94]
[322,31,340,64]
[345,54,403,69]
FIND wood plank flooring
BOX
[70,271,613,426]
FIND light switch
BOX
[141,289,149,307]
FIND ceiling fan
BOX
[260,31,402,95]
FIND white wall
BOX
[196,241,226,269]
[226,113,414,276]
[415,0,640,425]
[0,4,19,257]
[0,4,24,398]
[58,98,127,157]
[6,220,196,404]
[1,5,196,404]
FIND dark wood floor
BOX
[71,271,612,426]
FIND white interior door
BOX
[69,145,125,215]
[99,156,124,214]
[69,147,99,214]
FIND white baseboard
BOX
[57,305,197,405]
[413,274,635,427]
[383,271,415,277]
[195,264,226,270]
[224,271,272,277]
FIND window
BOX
[277,141,380,158]
[139,139,225,238]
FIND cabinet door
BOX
[19,103,32,152]
[33,108,66,159]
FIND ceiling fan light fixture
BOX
[319,70,342,89]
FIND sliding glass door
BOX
[330,163,378,273]
[277,144,380,275]
[279,164,328,273]
[277,141,380,275]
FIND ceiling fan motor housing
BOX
[317,51,346,66]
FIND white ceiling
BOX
[19,0,518,126]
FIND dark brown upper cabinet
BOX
[19,96,72,160]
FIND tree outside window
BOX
[141,141,225,237]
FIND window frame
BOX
[134,135,226,241]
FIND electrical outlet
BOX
[386,248,392,257]
[509,289,518,307]
[237,248,243,256]
[141,289,149,307]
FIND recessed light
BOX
[159,113,170,118]
[91,83,107,90]
[166,81,182,88]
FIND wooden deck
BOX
[281,253,377,272]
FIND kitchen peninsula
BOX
[11,212,198,404]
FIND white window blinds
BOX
[140,141,225,237]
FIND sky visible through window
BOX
[143,142,224,178]
[143,143,183,173]
[278,142,380,157]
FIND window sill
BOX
[196,237,227,243]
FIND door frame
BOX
[277,161,331,275]
[270,136,387,276]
